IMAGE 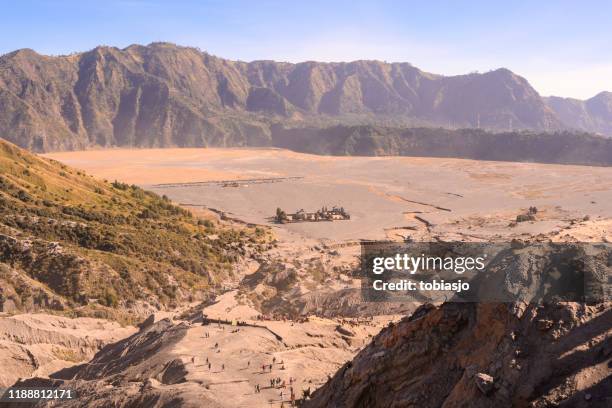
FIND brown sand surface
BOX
[165,293,396,408]
[46,148,612,242]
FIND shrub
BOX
[100,290,119,308]
[111,180,130,190]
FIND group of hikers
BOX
[202,316,249,327]
[252,357,299,405]
[199,317,308,405]
[255,313,309,324]
[337,316,375,328]
[254,377,297,405]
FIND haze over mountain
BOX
[0,42,610,153]
[545,92,612,137]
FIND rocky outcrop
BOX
[306,301,611,407]
[306,244,612,407]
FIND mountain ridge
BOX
[2,42,610,152]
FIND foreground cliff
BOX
[306,243,612,408]
[306,301,611,407]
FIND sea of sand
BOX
[46,147,612,242]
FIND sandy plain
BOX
[46,147,612,242]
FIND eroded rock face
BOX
[2,312,386,408]
[306,244,612,407]
[305,301,611,408]
[546,92,612,137]
[0,314,135,388]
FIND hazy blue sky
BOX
[1,0,611,99]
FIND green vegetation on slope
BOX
[0,139,269,322]
[271,125,612,166]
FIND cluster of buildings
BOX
[275,206,350,223]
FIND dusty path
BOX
[162,292,395,407]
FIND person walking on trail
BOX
[221,363,225,371]
[247,360,250,368]
[208,362,211,371]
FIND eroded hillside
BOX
[0,139,270,323]
[306,243,612,408]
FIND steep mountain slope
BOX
[305,243,612,408]
[546,92,612,136]
[0,43,572,152]
[306,301,611,408]
[0,139,269,322]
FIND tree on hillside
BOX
[275,207,287,223]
